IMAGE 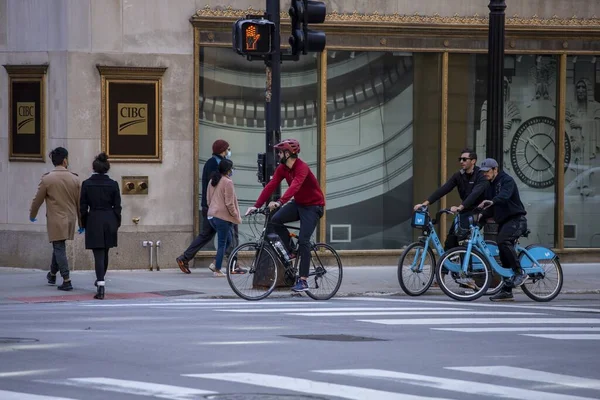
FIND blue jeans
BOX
[208,217,233,271]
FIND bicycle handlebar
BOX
[431,208,455,225]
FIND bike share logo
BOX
[16,102,35,134]
[117,103,147,135]
[416,216,424,224]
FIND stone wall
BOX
[0,0,198,269]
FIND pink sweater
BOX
[207,176,242,225]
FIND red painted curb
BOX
[9,292,165,303]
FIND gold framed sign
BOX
[3,65,48,162]
[97,66,167,162]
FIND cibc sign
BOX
[16,102,36,134]
[117,103,148,135]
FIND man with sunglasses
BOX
[245,138,325,292]
[413,148,489,250]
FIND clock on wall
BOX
[510,116,571,189]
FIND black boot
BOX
[94,281,105,299]
[57,280,73,291]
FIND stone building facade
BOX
[1,0,599,270]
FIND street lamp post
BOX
[486,0,507,166]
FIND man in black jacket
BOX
[478,158,528,302]
[414,148,489,250]
[176,139,233,273]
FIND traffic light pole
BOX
[486,0,506,166]
[265,0,281,199]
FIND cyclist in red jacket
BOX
[246,138,325,292]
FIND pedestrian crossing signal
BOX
[232,19,275,56]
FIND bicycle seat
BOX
[521,229,530,238]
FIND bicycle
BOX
[226,207,343,301]
[434,212,563,302]
[398,207,504,296]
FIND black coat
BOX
[427,167,489,211]
[80,174,122,249]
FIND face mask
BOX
[228,169,234,177]
[279,152,289,165]
[226,150,231,159]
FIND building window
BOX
[198,47,318,246]
[324,51,441,250]
[450,54,559,248]
[564,55,600,248]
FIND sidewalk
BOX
[0,264,599,304]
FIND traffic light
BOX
[232,18,276,56]
[288,0,326,55]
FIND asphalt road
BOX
[1,294,600,399]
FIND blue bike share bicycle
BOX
[398,207,504,296]
[434,210,563,302]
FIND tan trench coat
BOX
[30,166,82,242]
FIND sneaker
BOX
[489,291,514,302]
[291,278,309,292]
[511,269,528,288]
[208,263,217,273]
[456,278,477,290]
[46,272,56,285]
[176,257,191,274]
[57,281,73,291]
[230,266,248,274]
[213,270,226,277]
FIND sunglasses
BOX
[458,157,472,162]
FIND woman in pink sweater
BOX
[207,159,242,276]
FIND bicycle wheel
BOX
[305,243,343,300]
[483,240,505,295]
[435,246,491,301]
[227,242,278,301]
[398,242,436,296]
[520,245,563,302]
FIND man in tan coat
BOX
[30,147,81,291]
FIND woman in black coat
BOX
[79,152,122,299]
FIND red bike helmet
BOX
[274,138,301,154]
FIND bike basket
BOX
[453,213,473,240]
[411,210,430,228]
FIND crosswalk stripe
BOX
[340,297,600,313]
[198,340,283,345]
[447,366,600,390]
[0,390,78,400]
[184,372,455,400]
[220,307,466,313]
[0,369,62,378]
[520,334,600,340]
[38,377,216,399]
[317,369,599,400]
[359,318,600,326]
[432,327,600,333]
[0,344,72,352]
[289,311,542,317]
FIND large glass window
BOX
[324,52,441,249]
[198,47,318,248]
[564,55,600,247]
[451,54,559,248]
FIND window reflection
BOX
[564,55,600,247]
[325,52,439,249]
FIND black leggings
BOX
[92,248,110,281]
